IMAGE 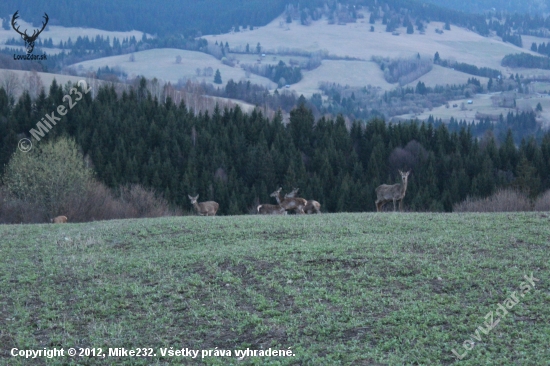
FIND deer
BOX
[50,215,68,224]
[257,203,287,215]
[375,170,411,212]
[284,188,321,214]
[11,11,49,54]
[188,195,219,216]
[270,187,306,214]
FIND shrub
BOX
[2,137,94,221]
[117,184,175,218]
[534,189,550,211]
[453,189,532,212]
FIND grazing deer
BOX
[270,187,306,214]
[257,203,287,215]
[51,215,68,223]
[188,195,219,216]
[284,188,321,214]
[375,170,411,212]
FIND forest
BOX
[0,78,548,219]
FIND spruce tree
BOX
[214,69,222,84]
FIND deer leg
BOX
[399,199,403,212]
[393,200,396,212]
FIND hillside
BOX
[28,10,536,98]
[72,49,276,89]
[3,4,550,126]
[0,0,287,36]
[198,12,529,101]
[1,212,548,364]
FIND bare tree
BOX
[1,71,21,100]
[23,70,44,100]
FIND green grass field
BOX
[1,212,549,365]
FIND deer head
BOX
[188,194,199,205]
[11,11,49,54]
[269,187,283,203]
[398,170,411,185]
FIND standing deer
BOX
[188,195,219,216]
[257,203,287,215]
[50,215,68,223]
[375,170,411,212]
[270,187,306,214]
[285,188,321,214]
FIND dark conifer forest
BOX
[1,79,548,214]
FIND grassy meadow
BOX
[1,212,549,365]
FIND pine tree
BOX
[214,69,222,84]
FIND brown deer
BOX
[188,195,219,216]
[50,215,68,223]
[285,188,321,214]
[257,203,287,215]
[270,187,306,214]
[375,170,411,212]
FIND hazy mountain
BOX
[0,0,287,36]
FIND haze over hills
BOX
[2,0,550,128]
[421,0,549,15]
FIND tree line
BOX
[1,79,549,216]
[0,0,288,36]
[501,53,550,70]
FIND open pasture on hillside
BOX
[1,212,548,365]
[198,12,538,98]
[72,48,277,89]
[288,59,391,96]
[393,90,550,128]
[203,12,530,71]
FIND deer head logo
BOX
[11,10,49,54]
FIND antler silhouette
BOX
[10,11,49,54]
[11,11,27,38]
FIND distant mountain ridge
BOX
[420,0,548,15]
[0,0,287,36]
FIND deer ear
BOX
[188,195,193,199]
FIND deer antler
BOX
[27,13,49,42]
[11,11,49,42]
[11,11,27,38]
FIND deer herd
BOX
[50,170,411,222]
[186,169,411,216]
